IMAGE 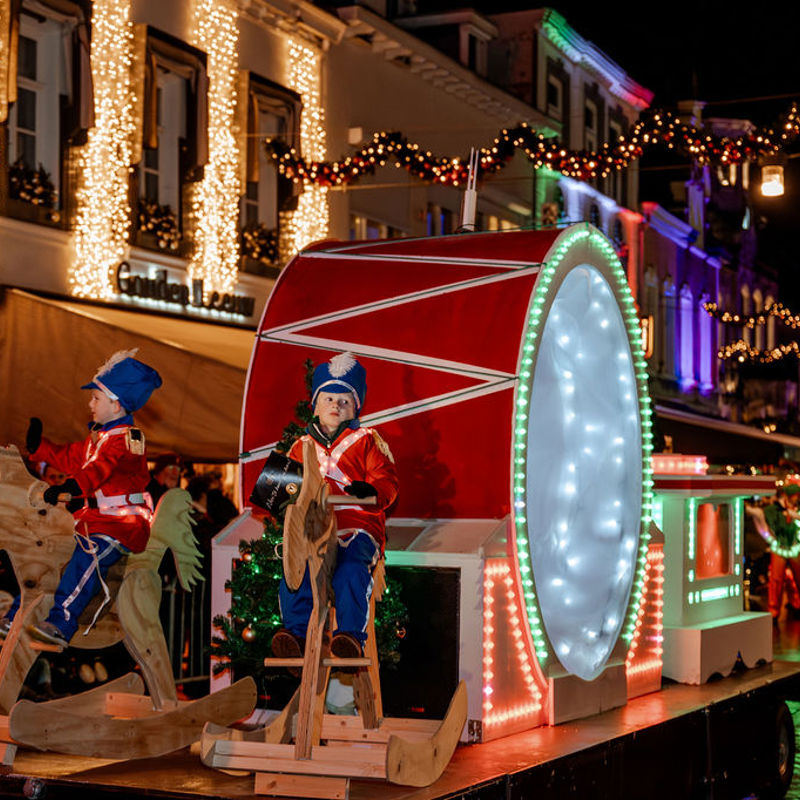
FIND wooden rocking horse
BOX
[201,438,467,799]
[0,445,256,763]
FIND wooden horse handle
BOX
[327,495,378,506]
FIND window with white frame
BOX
[140,70,185,212]
[239,74,301,266]
[662,279,676,378]
[241,106,279,231]
[765,294,776,350]
[698,294,713,392]
[644,267,659,367]
[459,27,488,76]
[608,119,623,202]
[8,14,67,200]
[741,285,751,346]
[584,98,597,152]
[547,74,562,118]
[753,289,764,351]
[679,284,695,388]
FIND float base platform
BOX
[3,661,800,800]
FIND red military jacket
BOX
[31,420,151,553]
[288,423,399,552]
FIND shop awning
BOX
[0,288,256,461]
[656,405,800,466]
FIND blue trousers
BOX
[9,534,128,641]
[279,531,379,646]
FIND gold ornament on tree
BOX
[242,625,256,642]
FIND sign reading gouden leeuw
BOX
[115,261,256,318]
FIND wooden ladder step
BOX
[263,657,371,668]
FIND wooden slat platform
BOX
[3,661,800,799]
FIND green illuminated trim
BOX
[687,497,697,562]
[512,225,654,668]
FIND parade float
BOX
[202,222,792,797]
[0,223,794,800]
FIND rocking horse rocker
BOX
[201,438,467,799]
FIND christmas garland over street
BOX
[266,104,800,188]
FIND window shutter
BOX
[142,49,158,150]
[234,68,248,194]
[129,23,147,164]
[73,19,93,133]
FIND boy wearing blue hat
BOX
[1,349,162,647]
[273,352,399,661]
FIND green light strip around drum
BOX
[513,227,653,682]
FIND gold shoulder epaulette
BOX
[371,430,395,464]
[125,428,146,455]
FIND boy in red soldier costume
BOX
[273,352,399,660]
[1,349,161,647]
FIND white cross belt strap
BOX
[93,490,151,517]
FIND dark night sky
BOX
[492,1,800,298]
[459,0,800,115]
[416,0,800,295]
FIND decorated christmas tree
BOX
[211,359,408,690]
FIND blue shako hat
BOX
[81,348,162,412]
[311,352,366,412]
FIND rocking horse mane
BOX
[136,488,203,590]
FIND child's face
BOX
[89,388,124,426]
[314,391,356,434]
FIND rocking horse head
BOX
[0,446,76,600]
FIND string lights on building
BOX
[280,37,328,260]
[0,0,12,123]
[69,0,135,299]
[704,301,800,330]
[189,0,240,297]
[266,103,800,188]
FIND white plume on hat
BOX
[93,348,139,380]
[328,352,356,378]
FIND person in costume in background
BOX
[146,452,183,508]
[273,352,399,660]
[0,349,162,647]
[764,478,800,622]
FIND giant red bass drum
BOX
[241,224,652,683]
